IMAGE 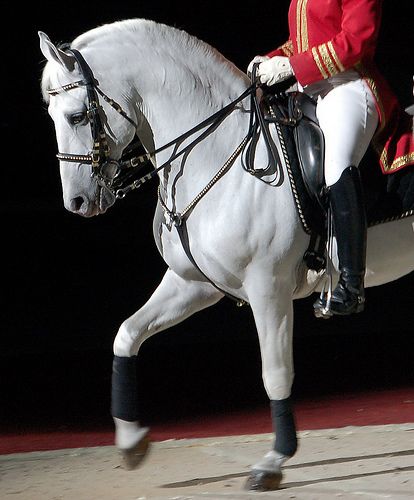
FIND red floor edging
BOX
[1,387,413,455]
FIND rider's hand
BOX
[247,55,269,78]
[256,56,294,86]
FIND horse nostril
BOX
[69,196,86,213]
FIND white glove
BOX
[247,55,269,77]
[257,56,294,86]
[406,76,414,115]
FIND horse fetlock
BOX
[251,450,288,473]
[114,419,151,470]
[245,450,287,491]
[113,418,145,448]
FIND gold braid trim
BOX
[296,0,309,52]
[318,43,338,77]
[391,153,414,170]
[312,47,329,79]
[379,149,414,173]
[280,40,294,57]
[327,41,345,72]
[296,0,303,52]
[300,0,309,51]
[296,0,302,54]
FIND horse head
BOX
[39,31,138,216]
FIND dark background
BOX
[1,1,413,432]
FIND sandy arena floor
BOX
[1,423,413,499]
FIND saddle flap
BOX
[288,93,325,206]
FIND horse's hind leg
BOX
[244,279,296,491]
[112,268,222,470]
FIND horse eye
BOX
[69,112,87,125]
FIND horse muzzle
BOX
[67,184,116,217]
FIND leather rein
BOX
[47,51,292,305]
[46,49,278,201]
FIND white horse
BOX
[39,19,414,491]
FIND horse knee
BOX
[263,367,294,400]
[113,320,143,357]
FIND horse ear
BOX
[38,31,75,72]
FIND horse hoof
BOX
[244,470,283,491]
[119,432,151,470]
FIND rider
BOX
[248,0,414,317]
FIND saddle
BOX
[277,91,325,209]
[261,88,414,271]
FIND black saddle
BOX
[288,92,325,209]
[264,90,327,234]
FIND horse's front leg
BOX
[111,268,222,470]
[245,277,297,491]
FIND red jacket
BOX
[266,0,414,174]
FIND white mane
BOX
[41,19,246,104]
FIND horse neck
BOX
[141,68,249,201]
[119,26,250,177]
[76,21,250,193]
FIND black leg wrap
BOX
[271,397,297,457]
[111,355,139,421]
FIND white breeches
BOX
[301,69,379,186]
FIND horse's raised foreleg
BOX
[245,279,296,491]
[111,268,222,470]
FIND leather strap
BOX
[175,220,247,307]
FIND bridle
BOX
[48,47,145,195]
[46,47,273,200]
[47,48,294,306]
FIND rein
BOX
[114,82,258,199]
[48,52,285,306]
[47,48,262,200]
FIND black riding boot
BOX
[314,166,367,317]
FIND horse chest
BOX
[152,205,202,279]
[152,201,252,285]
